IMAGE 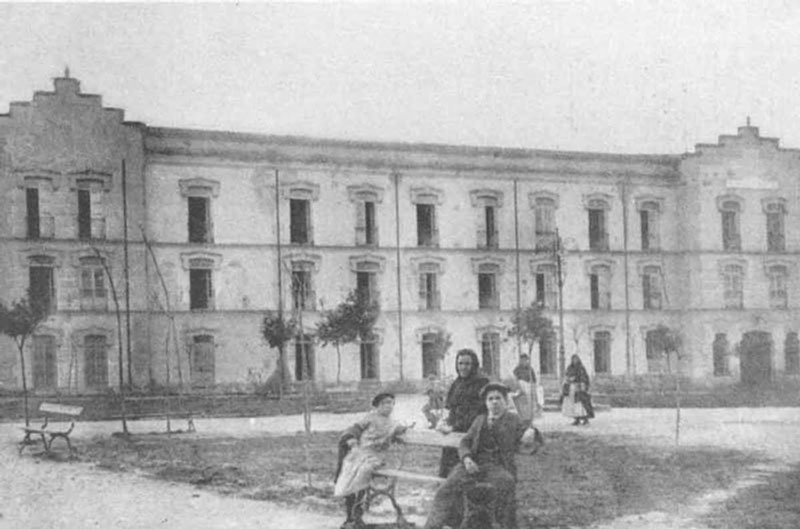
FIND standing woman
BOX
[561,354,595,425]
[511,354,541,424]
[436,349,489,478]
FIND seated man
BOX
[424,382,536,529]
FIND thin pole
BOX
[556,229,566,379]
[513,179,522,356]
[275,169,285,392]
[394,171,404,380]
[620,178,631,376]
[122,159,133,388]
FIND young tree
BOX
[509,303,556,362]
[261,312,298,397]
[316,291,380,384]
[648,324,684,445]
[0,297,48,426]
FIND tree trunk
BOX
[17,339,29,427]
[336,343,341,385]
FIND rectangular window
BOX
[291,270,315,310]
[32,335,57,390]
[534,199,556,250]
[29,265,55,313]
[188,196,211,243]
[290,199,311,244]
[355,200,378,246]
[26,188,40,239]
[785,333,799,375]
[640,209,650,250]
[594,331,611,374]
[80,265,107,311]
[78,189,91,240]
[536,273,546,306]
[767,211,785,252]
[539,337,556,375]
[294,335,315,381]
[481,332,500,378]
[191,335,215,386]
[356,271,377,305]
[642,269,662,310]
[360,341,379,380]
[419,272,440,310]
[769,268,788,309]
[483,206,498,249]
[713,333,730,377]
[588,208,607,251]
[416,204,437,247]
[478,272,498,309]
[421,333,440,378]
[723,265,743,309]
[721,210,740,251]
[536,266,558,309]
[84,335,108,388]
[645,330,667,373]
[590,268,611,310]
[189,268,213,310]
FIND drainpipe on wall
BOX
[513,179,522,356]
[620,177,632,377]
[122,159,133,388]
[394,171,404,381]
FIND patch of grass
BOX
[78,431,762,527]
[704,464,800,529]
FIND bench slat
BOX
[39,403,83,416]
[374,469,446,485]
[398,429,465,448]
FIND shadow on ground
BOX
[71,430,763,528]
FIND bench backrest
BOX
[399,429,465,448]
[39,402,84,417]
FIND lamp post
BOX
[554,229,567,379]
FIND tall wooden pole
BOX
[122,160,133,388]
[393,171,404,380]
[275,169,285,394]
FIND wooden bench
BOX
[365,429,465,528]
[112,412,196,433]
[19,402,84,457]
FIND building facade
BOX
[1,76,799,394]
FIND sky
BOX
[2,1,800,155]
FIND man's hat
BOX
[371,392,396,407]
[479,382,511,400]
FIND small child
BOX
[421,374,446,429]
[333,392,409,529]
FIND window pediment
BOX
[635,258,663,276]
[71,248,113,267]
[19,247,64,267]
[347,184,384,203]
[528,191,559,209]
[471,256,506,274]
[584,258,615,276]
[281,180,320,201]
[16,170,60,190]
[763,257,793,275]
[72,326,114,343]
[635,195,664,212]
[716,194,744,212]
[349,254,386,273]
[717,258,747,276]
[410,186,443,205]
[415,325,447,343]
[410,255,446,273]
[179,177,221,198]
[180,251,222,270]
[282,252,322,272]
[761,197,787,214]
[583,193,613,211]
[475,324,504,343]
[469,189,504,208]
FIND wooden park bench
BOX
[19,402,84,457]
[364,429,465,528]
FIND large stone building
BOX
[1,75,798,394]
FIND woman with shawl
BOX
[435,349,489,478]
[561,354,595,425]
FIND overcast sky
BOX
[2,1,800,154]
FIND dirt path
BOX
[2,399,799,529]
